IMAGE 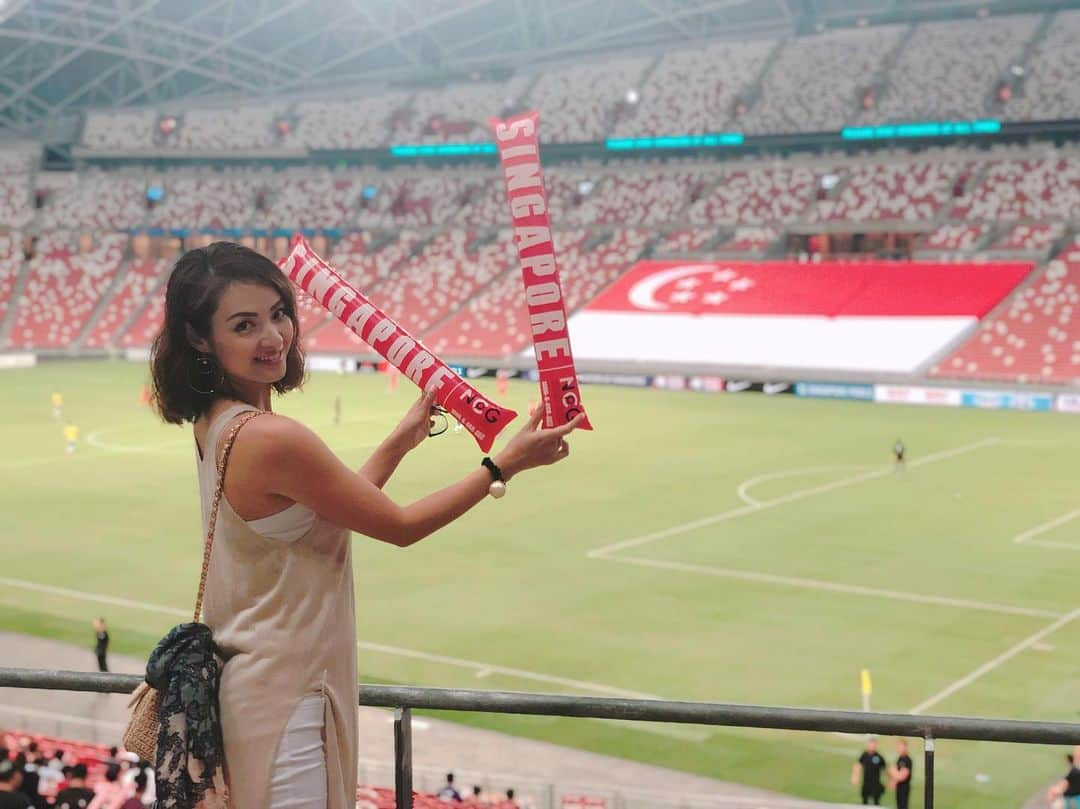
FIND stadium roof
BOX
[0,0,1077,139]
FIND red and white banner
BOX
[490,111,592,431]
[280,236,517,452]
[874,385,962,408]
[569,260,1031,373]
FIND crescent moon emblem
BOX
[627,264,716,311]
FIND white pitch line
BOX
[589,438,999,558]
[1014,508,1080,552]
[0,415,384,472]
[0,576,188,618]
[0,578,656,702]
[356,640,656,700]
[597,556,1061,619]
[909,607,1080,715]
[736,465,874,508]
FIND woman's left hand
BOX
[390,389,439,453]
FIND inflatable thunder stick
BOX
[489,111,593,431]
[279,235,517,452]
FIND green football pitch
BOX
[2,360,1078,808]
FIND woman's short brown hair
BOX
[150,241,305,424]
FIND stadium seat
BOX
[687,166,814,225]
[744,26,906,134]
[37,169,148,231]
[809,161,959,222]
[931,242,1079,383]
[425,229,648,358]
[526,57,651,143]
[6,233,127,350]
[1002,10,1080,122]
[611,39,772,137]
[83,258,169,349]
[864,15,1040,123]
[0,230,23,323]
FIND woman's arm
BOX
[358,391,435,489]
[231,404,581,547]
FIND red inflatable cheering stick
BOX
[279,235,517,452]
[489,111,593,431]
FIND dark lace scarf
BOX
[147,623,228,809]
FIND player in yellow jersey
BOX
[63,422,79,455]
[51,391,63,420]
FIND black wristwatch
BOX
[481,457,507,498]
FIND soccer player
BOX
[51,391,63,420]
[892,438,906,473]
[63,422,79,455]
[852,738,887,805]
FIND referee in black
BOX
[92,617,109,672]
[890,738,914,809]
[852,738,887,805]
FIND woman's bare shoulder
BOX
[229,411,326,460]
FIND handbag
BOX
[123,411,264,762]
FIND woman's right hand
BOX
[493,405,586,481]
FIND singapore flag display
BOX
[569,260,1032,373]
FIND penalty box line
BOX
[588,437,1065,618]
[1014,507,1080,552]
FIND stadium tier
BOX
[69,11,1080,151]
[0,142,1074,384]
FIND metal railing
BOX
[2,667,1078,809]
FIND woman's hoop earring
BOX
[188,353,222,396]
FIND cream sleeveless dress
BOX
[195,403,358,809]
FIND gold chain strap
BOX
[193,411,264,623]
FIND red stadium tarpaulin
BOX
[569,260,1032,373]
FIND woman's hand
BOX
[390,389,439,453]
[494,405,586,481]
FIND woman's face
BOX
[204,281,295,390]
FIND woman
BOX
[150,242,582,809]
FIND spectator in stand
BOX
[53,764,94,809]
[11,754,39,808]
[0,759,31,809]
[86,767,129,809]
[437,772,462,802]
[504,788,519,808]
[464,784,489,805]
[37,753,63,793]
[149,242,581,809]
[1046,746,1080,808]
[118,772,146,809]
[101,748,119,778]
[120,760,152,803]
